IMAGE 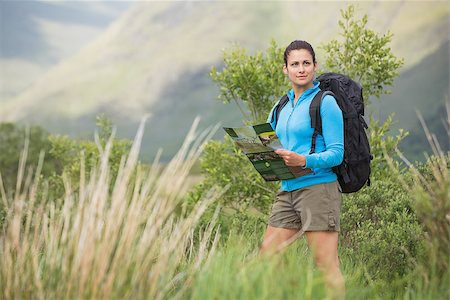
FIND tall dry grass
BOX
[405,110,449,280]
[0,117,223,299]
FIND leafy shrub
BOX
[0,118,133,227]
[0,123,58,193]
[339,117,424,281]
[210,40,289,124]
[46,131,132,202]
[185,136,278,236]
[321,5,404,103]
[0,123,61,226]
[340,178,424,280]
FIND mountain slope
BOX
[373,41,449,161]
[1,1,449,160]
[0,0,133,100]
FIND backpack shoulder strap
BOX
[309,90,335,154]
[271,94,289,127]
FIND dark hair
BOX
[283,40,316,66]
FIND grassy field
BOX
[1,120,448,300]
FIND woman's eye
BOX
[304,61,311,65]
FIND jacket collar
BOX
[287,80,320,102]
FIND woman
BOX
[262,40,345,295]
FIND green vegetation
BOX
[0,119,222,299]
[210,40,289,124]
[0,116,132,204]
[0,123,56,194]
[0,117,448,299]
[1,5,448,300]
[340,117,424,281]
[321,5,404,103]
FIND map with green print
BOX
[224,123,312,181]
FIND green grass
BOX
[182,236,326,300]
[1,118,448,300]
[175,232,449,300]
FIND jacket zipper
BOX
[285,99,296,190]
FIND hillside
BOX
[374,41,449,161]
[0,0,132,101]
[1,1,448,161]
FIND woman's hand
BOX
[275,149,306,167]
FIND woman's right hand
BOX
[275,149,306,167]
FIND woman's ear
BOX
[283,65,288,75]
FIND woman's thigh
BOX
[260,225,300,254]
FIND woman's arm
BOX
[304,95,344,168]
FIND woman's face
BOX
[283,49,317,90]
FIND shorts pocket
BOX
[328,213,336,228]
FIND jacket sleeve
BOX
[304,95,344,168]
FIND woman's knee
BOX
[314,252,340,271]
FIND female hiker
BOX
[262,40,345,296]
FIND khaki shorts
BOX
[269,181,342,231]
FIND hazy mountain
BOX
[0,0,134,100]
[1,1,131,61]
[1,1,448,161]
[375,41,449,162]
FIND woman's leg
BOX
[260,225,300,254]
[305,231,345,298]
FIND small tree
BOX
[322,5,404,103]
[321,5,408,179]
[210,40,289,124]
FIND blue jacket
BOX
[267,81,344,192]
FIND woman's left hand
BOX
[275,149,306,167]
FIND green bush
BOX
[340,178,424,281]
[339,117,424,281]
[185,136,278,237]
[0,118,133,208]
[210,40,289,124]
[0,123,60,226]
[46,132,132,202]
[0,123,58,193]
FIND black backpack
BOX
[271,72,372,193]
